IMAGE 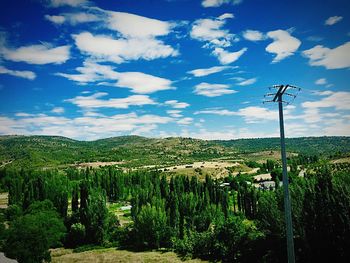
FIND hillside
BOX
[0,135,349,168]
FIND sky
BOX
[0,0,349,141]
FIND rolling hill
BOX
[0,135,349,168]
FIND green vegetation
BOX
[0,135,349,262]
[1,135,349,168]
[0,158,349,262]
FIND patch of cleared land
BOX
[51,248,207,263]
[0,192,8,209]
[73,161,125,168]
[107,202,132,226]
[331,157,350,164]
[241,151,297,163]
[253,173,272,181]
[158,161,253,180]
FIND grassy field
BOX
[51,248,207,263]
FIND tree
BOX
[134,204,169,249]
[4,200,66,263]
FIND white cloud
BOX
[165,100,190,109]
[174,127,277,140]
[0,66,36,80]
[167,110,183,118]
[218,13,235,20]
[116,72,174,94]
[303,42,350,69]
[0,112,173,140]
[73,32,178,63]
[315,78,327,85]
[194,82,236,97]
[49,0,89,7]
[237,77,256,86]
[325,16,343,26]
[67,10,178,63]
[195,106,278,123]
[56,61,119,83]
[323,120,350,136]
[212,47,247,64]
[187,65,232,77]
[202,0,242,8]
[45,15,65,24]
[265,30,301,63]
[190,14,245,64]
[190,17,233,43]
[2,43,70,65]
[302,91,350,111]
[242,30,266,41]
[177,117,193,125]
[51,107,65,114]
[57,61,174,94]
[65,92,156,109]
[106,11,172,38]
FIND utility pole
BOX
[264,84,300,263]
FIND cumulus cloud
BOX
[265,30,301,63]
[56,61,119,83]
[106,11,172,38]
[325,16,343,26]
[57,61,174,94]
[165,100,190,109]
[212,47,247,64]
[0,66,36,80]
[190,14,246,64]
[73,32,178,63]
[1,43,70,65]
[66,9,178,63]
[202,0,242,8]
[242,30,266,41]
[115,72,174,94]
[65,92,156,109]
[303,42,350,69]
[302,91,350,111]
[194,82,236,97]
[187,65,232,77]
[190,16,233,42]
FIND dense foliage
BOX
[0,160,349,262]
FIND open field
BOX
[51,248,207,263]
[158,161,253,180]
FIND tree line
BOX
[0,162,349,262]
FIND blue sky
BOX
[0,0,349,140]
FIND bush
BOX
[5,204,22,221]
